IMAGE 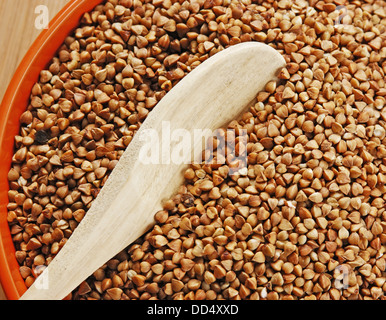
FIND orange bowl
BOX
[0,0,103,300]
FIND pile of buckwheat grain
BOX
[6,0,386,300]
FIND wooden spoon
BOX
[20,42,285,300]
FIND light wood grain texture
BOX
[0,0,70,105]
[20,42,285,300]
[0,0,69,300]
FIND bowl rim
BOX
[0,0,103,300]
